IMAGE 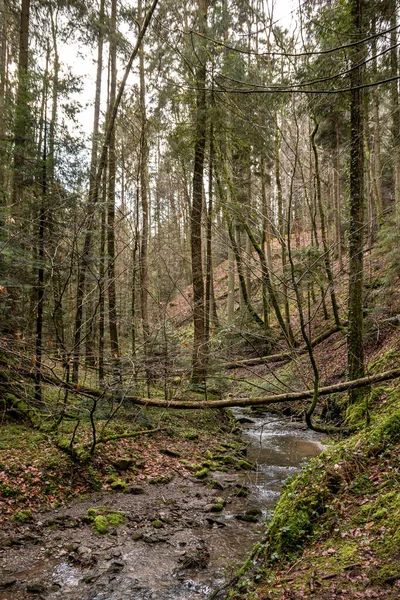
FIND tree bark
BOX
[107,0,120,375]
[12,0,31,209]
[191,0,209,383]
[347,0,366,403]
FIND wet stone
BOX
[107,561,125,573]
[26,582,47,594]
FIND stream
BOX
[0,409,325,600]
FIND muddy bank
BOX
[0,472,265,600]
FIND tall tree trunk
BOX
[348,0,365,403]
[0,0,8,200]
[389,0,400,212]
[205,117,214,347]
[275,119,292,339]
[191,0,209,383]
[85,0,105,368]
[138,0,150,355]
[12,0,30,209]
[107,0,120,376]
[98,164,107,385]
[334,121,343,269]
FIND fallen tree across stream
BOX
[39,365,400,410]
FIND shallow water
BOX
[0,409,324,600]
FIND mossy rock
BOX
[210,497,225,512]
[236,508,262,523]
[184,432,199,441]
[209,480,224,491]
[110,478,127,491]
[87,507,125,534]
[234,486,249,498]
[194,467,209,479]
[94,515,109,534]
[152,519,163,529]
[148,473,174,484]
[237,459,253,470]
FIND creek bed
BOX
[0,410,324,600]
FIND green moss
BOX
[370,564,400,585]
[148,473,174,484]
[194,467,209,478]
[379,411,400,442]
[94,515,109,534]
[110,478,127,491]
[152,519,163,528]
[210,497,225,512]
[13,509,33,522]
[184,432,199,441]
[87,506,125,534]
[107,512,125,526]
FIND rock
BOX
[0,579,16,589]
[209,497,225,512]
[113,458,135,471]
[26,583,47,594]
[159,448,181,458]
[128,486,145,495]
[152,519,163,529]
[236,417,255,424]
[81,573,98,584]
[132,531,144,541]
[107,561,125,573]
[235,508,262,522]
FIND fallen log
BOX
[44,366,400,410]
[223,324,345,369]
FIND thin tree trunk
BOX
[348,0,366,403]
[311,119,341,328]
[0,0,8,200]
[71,0,159,383]
[390,0,400,212]
[12,0,30,209]
[107,0,120,376]
[138,0,150,357]
[227,219,264,328]
[275,119,292,337]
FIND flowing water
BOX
[0,409,325,600]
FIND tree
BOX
[191,0,209,383]
[347,0,366,402]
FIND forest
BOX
[0,0,400,598]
